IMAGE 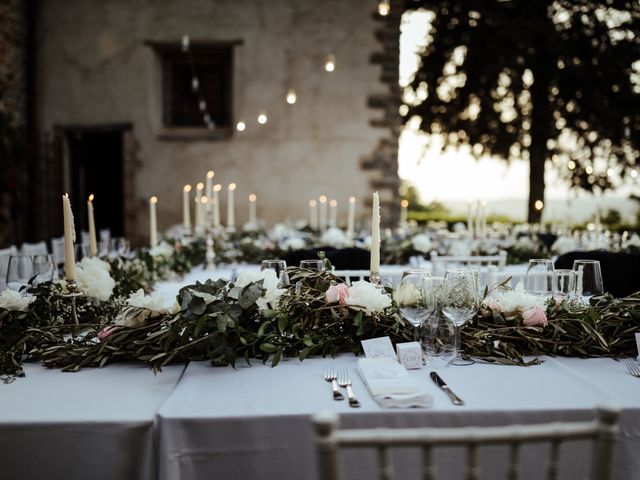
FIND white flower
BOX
[411,234,433,253]
[126,288,168,312]
[0,289,36,312]
[483,282,546,314]
[149,241,174,258]
[551,236,579,255]
[346,280,392,314]
[623,234,640,249]
[448,240,472,256]
[320,227,350,248]
[234,269,286,310]
[393,282,422,306]
[75,257,115,302]
[269,223,296,242]
[280,237,306,251]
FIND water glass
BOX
[552,269,577,298]
[572,260,604,301]
[299,259,324,270]
[6,255,34,291]
[441,268,479,366]
[421,314,457,369]
[261,259,289,286]
[32,254,58,285]
[524,259,554,296]
[394,269,436,342]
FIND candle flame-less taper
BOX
[370,192,380,279]
[62,194,76,281]
[87,194,98,256]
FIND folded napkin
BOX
[357,358,433,408]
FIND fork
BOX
[323,364,344,401]
[622,358,640,378]
[337,368,361,408]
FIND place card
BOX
[396,342,422,370]
[361,336,397,360]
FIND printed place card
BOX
[396,342,422,370]
[361,337,397,360]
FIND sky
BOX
[397,10,637,220]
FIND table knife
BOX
[430,371,465,405]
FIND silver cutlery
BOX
[337,369,361,408]
[323,364,344,401]
[430,371,465,405]
[622,358,640,378]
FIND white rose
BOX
[346,280,392,314]
[75,257,115,302]
[551,236,578,255]
[280,237,306,251]
[234,269,286,310]
[149,241,174,258]
[320,228,350,248]
[0,289,36,312]
[126,288,168,312]
[269,223,295,242]
[483,282,546,313]
[411,234,433,253]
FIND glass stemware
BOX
[32,254,58,285]
[572,259,604,303]
[524,259,554,297]
[261,259,289,286]
[6,255,34,291]
[552,269,577,300]
[441,268,479,366]
[421,275,456,368]
[394,269,436,343]
[299,259,324,270]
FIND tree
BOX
[403,0,640,222]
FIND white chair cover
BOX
[20,241,48,256]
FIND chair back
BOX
[332,270,370,285]
[313,406,619,480]
[0,245,18,290]
[430,250,507,277]
[20,241,48,256]
[51,237,66,266]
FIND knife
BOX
[430,371,465,405]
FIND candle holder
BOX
[370,271,381,286]
[63,279,83,325]
[204,228,216,270]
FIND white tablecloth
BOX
[0,363,185,480]
[157,356,640,480]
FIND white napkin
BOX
[357,358,433,408]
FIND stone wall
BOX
[36,0,399,242]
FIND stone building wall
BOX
[35,0,399,241]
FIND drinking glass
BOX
[524,259,554,296]
[552,269,577,299]
[6,255,34,291]
[572,260,604,302]
[421,314,457,369]
[441,268,479,366]
[299,259,325,270]
[261,259,289,286]
[394,269,436,343]
[32,254,58,285]
[110,238,130,257]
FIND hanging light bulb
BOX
[236,120,246,131]
[198,100,207,112]
[324,54,336,72]
[181,35,190,52]
[192,77,199,91]
[257,111,268,124]
[286,89,297,105]
[377,0,390,16]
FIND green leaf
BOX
[238,283,263,309]
[278,316,289,333]
[188,296,207,316]
[259,342,277,353]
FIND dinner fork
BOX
[622,358,640,378]
[323,364,344,400]
[337,369,361,408]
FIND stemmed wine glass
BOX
[421,275,457,368]
[299,259,324,270]
[524,259,554,297]
[32,254,58,285]
[394,269,437,343]
[441,268,479,366]
[261,259,289,286]
[572,260,604,303]
[6,255,34,291]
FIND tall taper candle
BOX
[309,199,318,230]
[227,183,236,228]
[62,194,76,281]
[248,194,257,226]
[213,184,222,227]
[370,191,380,277]
[400,199,409,228]
[195,182,204,230]
[87,194,97,257]
[346,196,356,238]
[183,185,192,230]
[205,171,214,219]
[329,199,338,228]
[149,196,158,247]
[319,195,328,231]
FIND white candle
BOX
[62,194,76,281]
[183,185,192,230]
[329,199,338,228]
[227,183,236,228]
[87,194,97,257]
[400,199,408,228]
[249,194,257,226]
[213,184,222,227]
[370,191,380,276]
[319,195,328,231]
[309,199,318,230]
[346,196,356,238]
[205,171,214,219]
[195,182,204,230]
[149,196,158,247]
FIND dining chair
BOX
[313,405,619,480]
[0,245,19,290]
[430,250,507,277]
[331,270,371,285]
[20,241,48,256]
[51,237,66,267]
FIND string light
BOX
[191,78,199,91]
[257,111,268,124]
[377,0,390,16]
[286,89,297,104]
[324,54,336,72]
[236,120,246,131]
[534,200,544,211]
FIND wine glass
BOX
[261,259,289,286]
[441,268,479,366]
[421,314,457,369]
[524,259,554,297]
[32,254,58,285]
[394,269,436,343]
[299,259,324,270]
[572,260,604,303]
[552,269,577,300]
[6,255,34,291]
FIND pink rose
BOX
[326,284,349,306]
[97,325,120,342]
[522,306,548,327]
